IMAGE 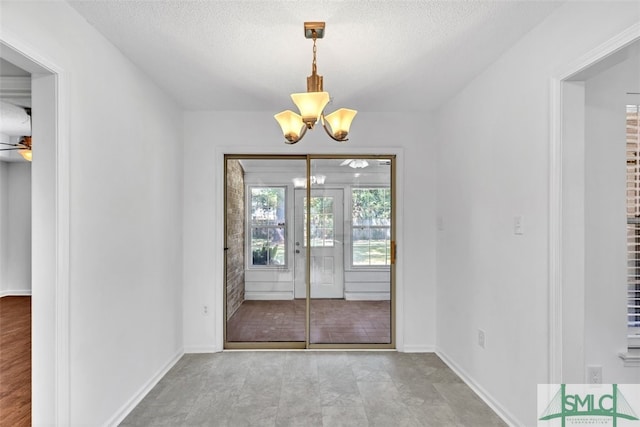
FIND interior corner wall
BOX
[434,2,640,426]
[225,159,245,320]
[183,111,437,353]
[5,162,31,294]
[0,162,8,292]
[584,48,640,384]
[1,2,184,425]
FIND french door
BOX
[293,189,344,299]
[223,154,395,349]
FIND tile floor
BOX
[120,352,507,427]
[226,300,391,344]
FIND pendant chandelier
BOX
[274,22,357,145]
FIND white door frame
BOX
[215,148,404,351]
[0,34,70,424]
[548,23,640,383]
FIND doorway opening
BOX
[550,28,640,382]
[223,155,396,349]
[0,37,69,424]
[0,55,32,426]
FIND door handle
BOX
[391,241,396,265]
[296,249,300,254]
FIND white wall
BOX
[561,81,587,383]
[183,111,436,352]
[0,161,31,296]
[0,162,7,292]
[435,2,640,426]
[584,47,640,383]
[3,162,31,294]
[1,2,184,425]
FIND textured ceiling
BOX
[67,0,563,112]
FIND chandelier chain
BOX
[312,31,317,75]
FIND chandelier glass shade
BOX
[275,22,357,145]
[323,108,357,141]
[274,110,306,143]
[291,91,330,128]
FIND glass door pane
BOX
[224,156,306,346]
[307,157,393,345]
[225,155,394,349]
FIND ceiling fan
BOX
[1,136,32,161]
[0,105,32,161]
[339,159,391,169]
[340,159,370,169]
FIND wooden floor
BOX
[0,296,31,427]
[226,299,391,344]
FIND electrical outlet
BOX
[587,365,602,384]
[514,215,524,235]
[203,305,208,315]
[478,329,486,349]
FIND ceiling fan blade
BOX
[0,141,29,150]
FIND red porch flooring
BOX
[226,299,391,344]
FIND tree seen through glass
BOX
[250,187,286,266]
[352,188,391,266]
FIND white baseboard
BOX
[435,348,523,427]
[0,289,31,298]
[0,289,32,298]
[344,292,390,301]
[244,292,390,301]
[105,348,184,427]
[244,292,293,300]
[401,345,435,353]
[184,345,220,353]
